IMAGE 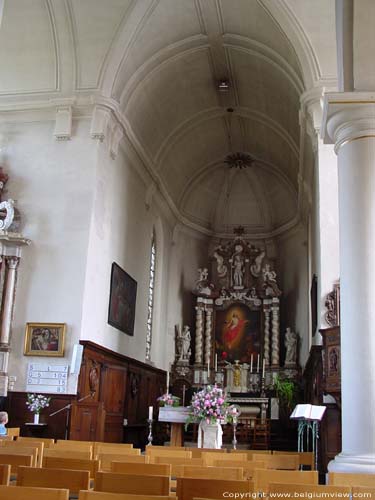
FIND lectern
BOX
[290,404,326,470]
[158,406,190,446]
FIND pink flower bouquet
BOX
[188,385,228,425]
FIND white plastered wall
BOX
[79,138,173,369]
[277,225,310,367]
[4,118,96,393]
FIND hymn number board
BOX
[27,363,68,394]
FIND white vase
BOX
[198,420,223,449]
[33,413,40,424]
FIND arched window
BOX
[145,231,156,361]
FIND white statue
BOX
[0,199,15,231]
[176,325,191,362]
[262,263,277,282]
[213,251,228,278]
[284,327,298,365]
[198,268,208,282]
[250,251,265,277]
[232,245,244,287]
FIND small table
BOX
[24,423,48,438]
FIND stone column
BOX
[263,305,271,366]
[195,304,204,364]
[322,93,375,473]
[204,306,213,367]
[0,256,20,347]
[271,300,280,367]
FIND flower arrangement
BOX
[26,393,51,414]
[188,385,228,425]
[157,393,180,407]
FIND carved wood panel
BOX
[69,401,105,441]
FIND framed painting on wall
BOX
[24,322,66,357]
[215,302,262,364]
[108,262,137,336]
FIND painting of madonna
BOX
[215,303,261,364]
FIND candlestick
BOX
[250,354,253,373]
[148,406,153,420]
[166,371,169,393]
[262,358,265,379]
[215,354,218,372]
[257,354,260,373]
[147,418,153,446]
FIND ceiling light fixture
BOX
[217,80,230,92]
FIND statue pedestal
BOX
[198,420,223,449]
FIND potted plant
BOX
[157,393,180,407]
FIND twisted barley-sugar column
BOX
[271,305,280,366]
[204,307,212,366]
[263,309,270,366]
[195,305,204,364]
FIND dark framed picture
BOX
[215,303,262,364]
[108,262,137,336]
[24,323,66,357]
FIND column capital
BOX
[5,256,20,269]
[321,92,375,153]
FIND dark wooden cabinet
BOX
[69,401,105,441]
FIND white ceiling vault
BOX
[0,0,337,238]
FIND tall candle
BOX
[182,384,186,407]
[166,371,169,393]
[215,354,218,372]
[207,359,210,374]
[262,358,265,379]
[250,354,253,373]
[148,406,153,420]
[257,354,260,373]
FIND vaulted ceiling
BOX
[0,0,337,238]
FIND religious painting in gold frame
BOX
[215,303,261,364]
[24,322,66,357]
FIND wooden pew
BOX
[79,492,174,500]
[17,465,90,494]
[269,483,352,499]
[42,456,100,479]
[151,456,204,476]
[0,441,39,467]
[213,459,266,479]
[18,436,55,448]
[202,451,247,466]
[352,486,375,499]
[97,453,149,471]
[0,465,10,485]
[253,454,299,470]
[110,462,171,476]
[273,451,315,469]
[93,442,133,456]
[0,453,33,474]
[187,448,226,459]
[0,485,69,500]
[52,441,93,458]
[6,428,20,438]
[1,438,44,466]
[94,446,140,458]
[328,472,375,487]
[44,448,92,460]
[176,477,253,500]
[146,448,192,459]
[253,469,319,494]
[94,472,170,495]
[180,464,244,480]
